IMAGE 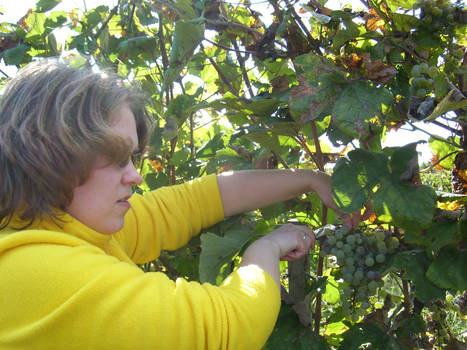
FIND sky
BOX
[0,0,455,163]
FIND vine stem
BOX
[308,120,328,334]
[200,43,239,97]
[402,279,412,313]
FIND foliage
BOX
[1,0,466,348]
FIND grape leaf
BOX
[265,303,330,350]
[332,149,389,212]
[163,19,205,89]
[35,0,61,12]
[391,251,444,302]
[373,181,436,234]
[2,44,29,65]
[338,322,401,349]
[426,245,467,291]
[428,137,459,169]
[199,229,252,284]
[332,81,393,139]
[389,142,419,182]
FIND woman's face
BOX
[66,105,143,234]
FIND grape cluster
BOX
[414,0,457,31]
[320,225,400,321]
[409,63,436,98]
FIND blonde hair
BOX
[0,60,152,228]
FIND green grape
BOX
[427,66,438,77]
[422,78,434,89]
[432,6,442,16]
[356,246,365,255]
[336,241,344,248]
[375,231,385,241]
[342,244,352,253]
[351,313,359,322]
[356,237,363,245]
[367,270,376,280]
[388,236,399,249]
[376,241,387,254]
[354,269,364,280]
[327,236,336,245]
[343,287,353,297]
[375,253,386,263]
[335,231,343,240]
[356,289,367,302]
[347,264,356,273]
[419,62,430,73]
[411,65,422,77]
[345,257,355,266]
[416,88,427,98]
[365,256,375,267]
[361,301,370,310]
[368,280,379,294]
[346,234,356,245]
[335,249,345,259]
[343,272,353,282]
[411,76,425,87]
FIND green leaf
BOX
[265,303,330,350]
[144,172,168,190]
[425,89,467,121]
[165,93,196,127]
[199,229,252,284]
[331,14,360,52]
[373,182,436,233]
[426,245,467,291]
[386,0,417,11]
[425,222,457,258]
[2,44,29,65]
[163,19,205,89]
[322,275,340,304]
[332,81,393,139]
[339,322,401,349]
[35,0,61,12]
[331,149,389,212]
[428,137,458,169]
[389,143,418,182]
[391,251,444,302]
[25,12,47,39]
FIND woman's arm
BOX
[217,169,335,217]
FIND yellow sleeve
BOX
[116,174,225,264]
[0,241,280,350]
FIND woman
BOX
[0,60,341,349]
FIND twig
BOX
[200,43,240,97]
[402,278,412,313]
[407,122,461,148]
[431,120,462,136]
[206,19,263,38]
[232,39,254,98]
[93,4,119,41]
[271,150,289,168]
[0,69,9,78]
[419,150,459,173]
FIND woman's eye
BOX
[131,153,141,167]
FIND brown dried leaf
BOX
[364,8,385,31]
[362,53,397,84]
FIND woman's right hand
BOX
[261,224,315,261]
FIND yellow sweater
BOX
[0,175,280,349]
